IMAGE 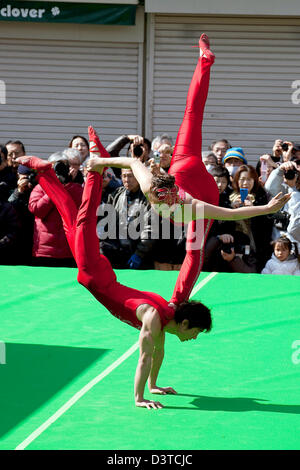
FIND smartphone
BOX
[240,188,248,203]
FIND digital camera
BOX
[220,241,250,256]
[281,142,289,152]
[133,144,144,158]
[284,168,298,180]
[153,150,161,164]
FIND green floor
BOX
[0,265,299,450]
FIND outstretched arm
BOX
[196,192,291,221]
[87,156,152,195]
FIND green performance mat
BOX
[0,265,299,450]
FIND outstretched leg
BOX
[169,34,218,205]
[171,35,213,169]
[75,170,116,293]
[168,35,219,305]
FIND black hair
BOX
[174,300,212,333]
[210,164,230,184]
[0,181,9,201]
[151,173,175,189]
[5,140,26,153]
[143,138,152,152]
[209,139,231,151]
[271,235,300,262]
[68,135,89,149]
[0,144,8,159]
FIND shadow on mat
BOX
[0,342,108,438]
[164,394,300,415]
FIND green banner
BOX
[0,2,137,24]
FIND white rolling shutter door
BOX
[0,38,142,158]
[147,15,300,163]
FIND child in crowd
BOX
[261,235,300,275]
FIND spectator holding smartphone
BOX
[222,165,273,272]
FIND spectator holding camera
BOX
[256,154,278,186]
[105,134,151,178]
[6,140,26,173]
[265,160,300,197]
[152,143,173,174]
[216,165,273,272]
[29,158,83,267]
[8,164,36,264]
[65,148,85,185]
[202,165,238,272]
[281,141,294,162]
[271,139,295,163]
[265,159,300,247]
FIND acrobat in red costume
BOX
[168,40,219,305]
[19,37,218,325]
[20,154,175,331]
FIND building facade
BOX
[0,0,299,163]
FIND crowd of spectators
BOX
[0,134,299,276]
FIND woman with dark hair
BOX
[68,135,89,165]
[226,164,274,271]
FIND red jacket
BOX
[29,182,83,259]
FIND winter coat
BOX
[261,253,300,275]
[29,182,83,259]
[0,166,17,196]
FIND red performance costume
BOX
[21,36,218,328]
[23,157,174,331]
[168,42,219,305]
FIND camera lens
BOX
[133,145,143,157]
[284,169,297,180]
[281,143,289,151]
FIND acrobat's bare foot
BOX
[199,33,215,63]
[86,156,105,174]
[15,156,52,172]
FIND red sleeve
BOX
[28,185,54,219]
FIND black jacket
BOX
[98,186,155,268]
[0,200,20,263]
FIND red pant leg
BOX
[75,171,116,295]
[168,56,219,305]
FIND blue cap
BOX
[222,147,247,165]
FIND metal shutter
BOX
[0,38,143,158]
[146,14,300,163]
